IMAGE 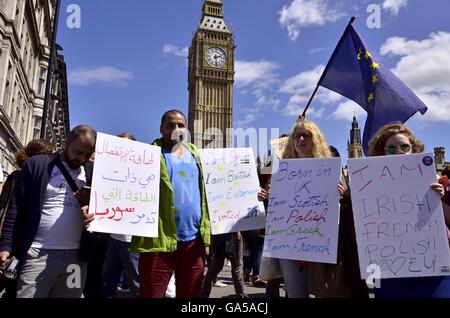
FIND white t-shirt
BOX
[31,162,87,250]
[111,234,132,243]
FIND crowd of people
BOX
[0,109,449,298]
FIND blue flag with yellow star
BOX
[317,22,428,155]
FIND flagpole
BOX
[300,16,357,120]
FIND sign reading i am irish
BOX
[88,133,161,237]
[263,158,342,264]
[348,153,450,279]
[199,148,266,234]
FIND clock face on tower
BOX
[205,47,227,68]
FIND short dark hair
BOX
[329,145,341,158]
[161,110,186,125]
[442,165,450,178]
[117,132,136,141]
[67,125,97,143]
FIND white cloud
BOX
[416,91,450,121]
[380,31,450,121]
[331,100,366,121]
[253,89,281,110]
[382,0,409,15]
[279,0,344,41]
[283,95,325,118]
[279,64,342,117]
[283,94,309,116]
[234,60,282,125]
[163,44,189,57]
[309,47,325,54]
[235,60,280,89]
[69,66,135,86]
[235,114,256,127]
[279,64,324,95]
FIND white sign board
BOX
[348,153,450,279]
[263,158,342,264]
[88,133,160,237]
[199,148,266,234]
[270,137,289,159]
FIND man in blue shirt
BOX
[133,110,211,298]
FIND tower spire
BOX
[189,0,235,149]
[202,0,224,18]
[348,115,363,158]
[198,0,230,34]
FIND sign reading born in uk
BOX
[263,158,342,264]
[88,133,161,237]
[348,153,450,279]
[199,148,266,234]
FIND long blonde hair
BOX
[368,122,424,156]
[282,118,332,159]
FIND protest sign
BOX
[200,148,265,234]
[263,157,341,263]
[348,153,450,279]
[88,133,160,237]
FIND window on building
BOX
[15,0,22,28]
[33,116,42,139]
[20,116,25,140]
[38,67,46,96]
[9,81,18,119]
[2,63,13,115]
[15,106,21,131]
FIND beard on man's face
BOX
[63,148,83,169]
[67,160,82,169]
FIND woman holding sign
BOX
[282,121,368,298]
[368,122,450,298]
[272,118,346,297]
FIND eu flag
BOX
[317,20,428,155]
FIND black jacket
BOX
[0,154,93,263]
[0,170,20,223]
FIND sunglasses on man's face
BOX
[385,143,411,154]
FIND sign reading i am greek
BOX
[199,148,266,234]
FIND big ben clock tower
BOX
[188,0,235,148]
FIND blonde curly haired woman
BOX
[271,118,344,297]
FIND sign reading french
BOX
[263,158,341,264]
[348,153,450,279]
[88,133,160,237]
[199,148,265,234]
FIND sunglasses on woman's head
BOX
[385,144,411,154]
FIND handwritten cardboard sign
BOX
[270,137,289,159]
[348,153,450,279]
[88,133,160,237]
[199,148,266,234]
[263,158,341,264]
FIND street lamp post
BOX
[40,0,61,139]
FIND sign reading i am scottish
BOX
[199,148,266,234]
[263,158,342,264]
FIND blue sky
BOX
[58,0,450,161]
